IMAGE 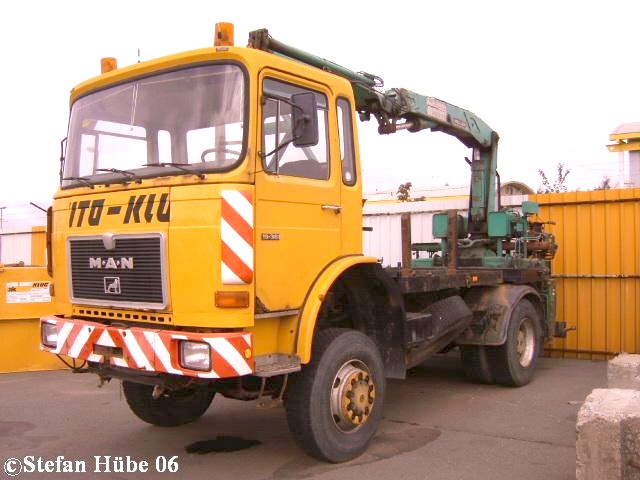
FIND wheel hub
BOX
[516,318,536,367]
[330,361,375,432]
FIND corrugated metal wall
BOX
[532,188,640,358]
[363,195,526,267]
[363,199,471,267]
[0,233,32,264]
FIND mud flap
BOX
[406,296,473,346]
[405,296,472,369]
[456,285,542,346]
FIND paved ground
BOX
[0,354,606,480]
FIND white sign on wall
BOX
[6,281,51,304]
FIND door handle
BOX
[321,204,341,214]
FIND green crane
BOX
[249,28,498,236]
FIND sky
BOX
[1,0,639,231]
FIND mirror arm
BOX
[59,137,67,184]
[263,93,303,114]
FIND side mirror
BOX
[291,92,318,147]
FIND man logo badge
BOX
[104,277,121,295]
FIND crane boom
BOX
[248,29,499,234]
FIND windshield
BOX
[63,64,246,187]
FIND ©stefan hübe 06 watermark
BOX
[3,455,179,476]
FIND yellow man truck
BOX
[40,23,563,462]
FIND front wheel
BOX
[122,382,215,427]
[487,299,542,387]
[285,328,385,463]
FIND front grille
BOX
[69,235,165,308]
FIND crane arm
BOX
[248,29,499,234]
[248,29,496,149]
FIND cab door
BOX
[254,72,341,311]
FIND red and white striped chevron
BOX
[40,316,253,379]
[221,190,254,284]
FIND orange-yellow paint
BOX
[532,188,640,359]
[30,226,46,266]
[0,266,64,372]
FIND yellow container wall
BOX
[0,266,64,373]
[531,188,640,359]
[30,227,46,266]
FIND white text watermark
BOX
[4,455,179,476]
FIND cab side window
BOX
[262,79,329,180]
[337,98,356,186]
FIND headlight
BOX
[41,322,58,348]
[179,341,211,371]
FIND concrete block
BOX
[609,354,640,390]
[576,388,640,480]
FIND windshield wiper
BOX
[144,163,205,180]
[96,168,142,184]
[62,176,94,189]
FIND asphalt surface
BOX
[0,354,606,480]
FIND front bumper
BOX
[40,316,253,379]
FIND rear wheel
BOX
[487,299,541,386]
[285,328,385,463]
[122,381,215,427]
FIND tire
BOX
[285,328,385,463]
[122,381,215,427]
[486,299,542,387]
[461,345,493,384]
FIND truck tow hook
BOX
[152,385,167,399]
[554,321,576,338]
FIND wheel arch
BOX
[295,255,407,378]
[457,284,543,346]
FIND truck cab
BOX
[47,36,366,359]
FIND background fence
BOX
[0,227,62,373]
[532,188,640,359]
[0,227,46,266]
